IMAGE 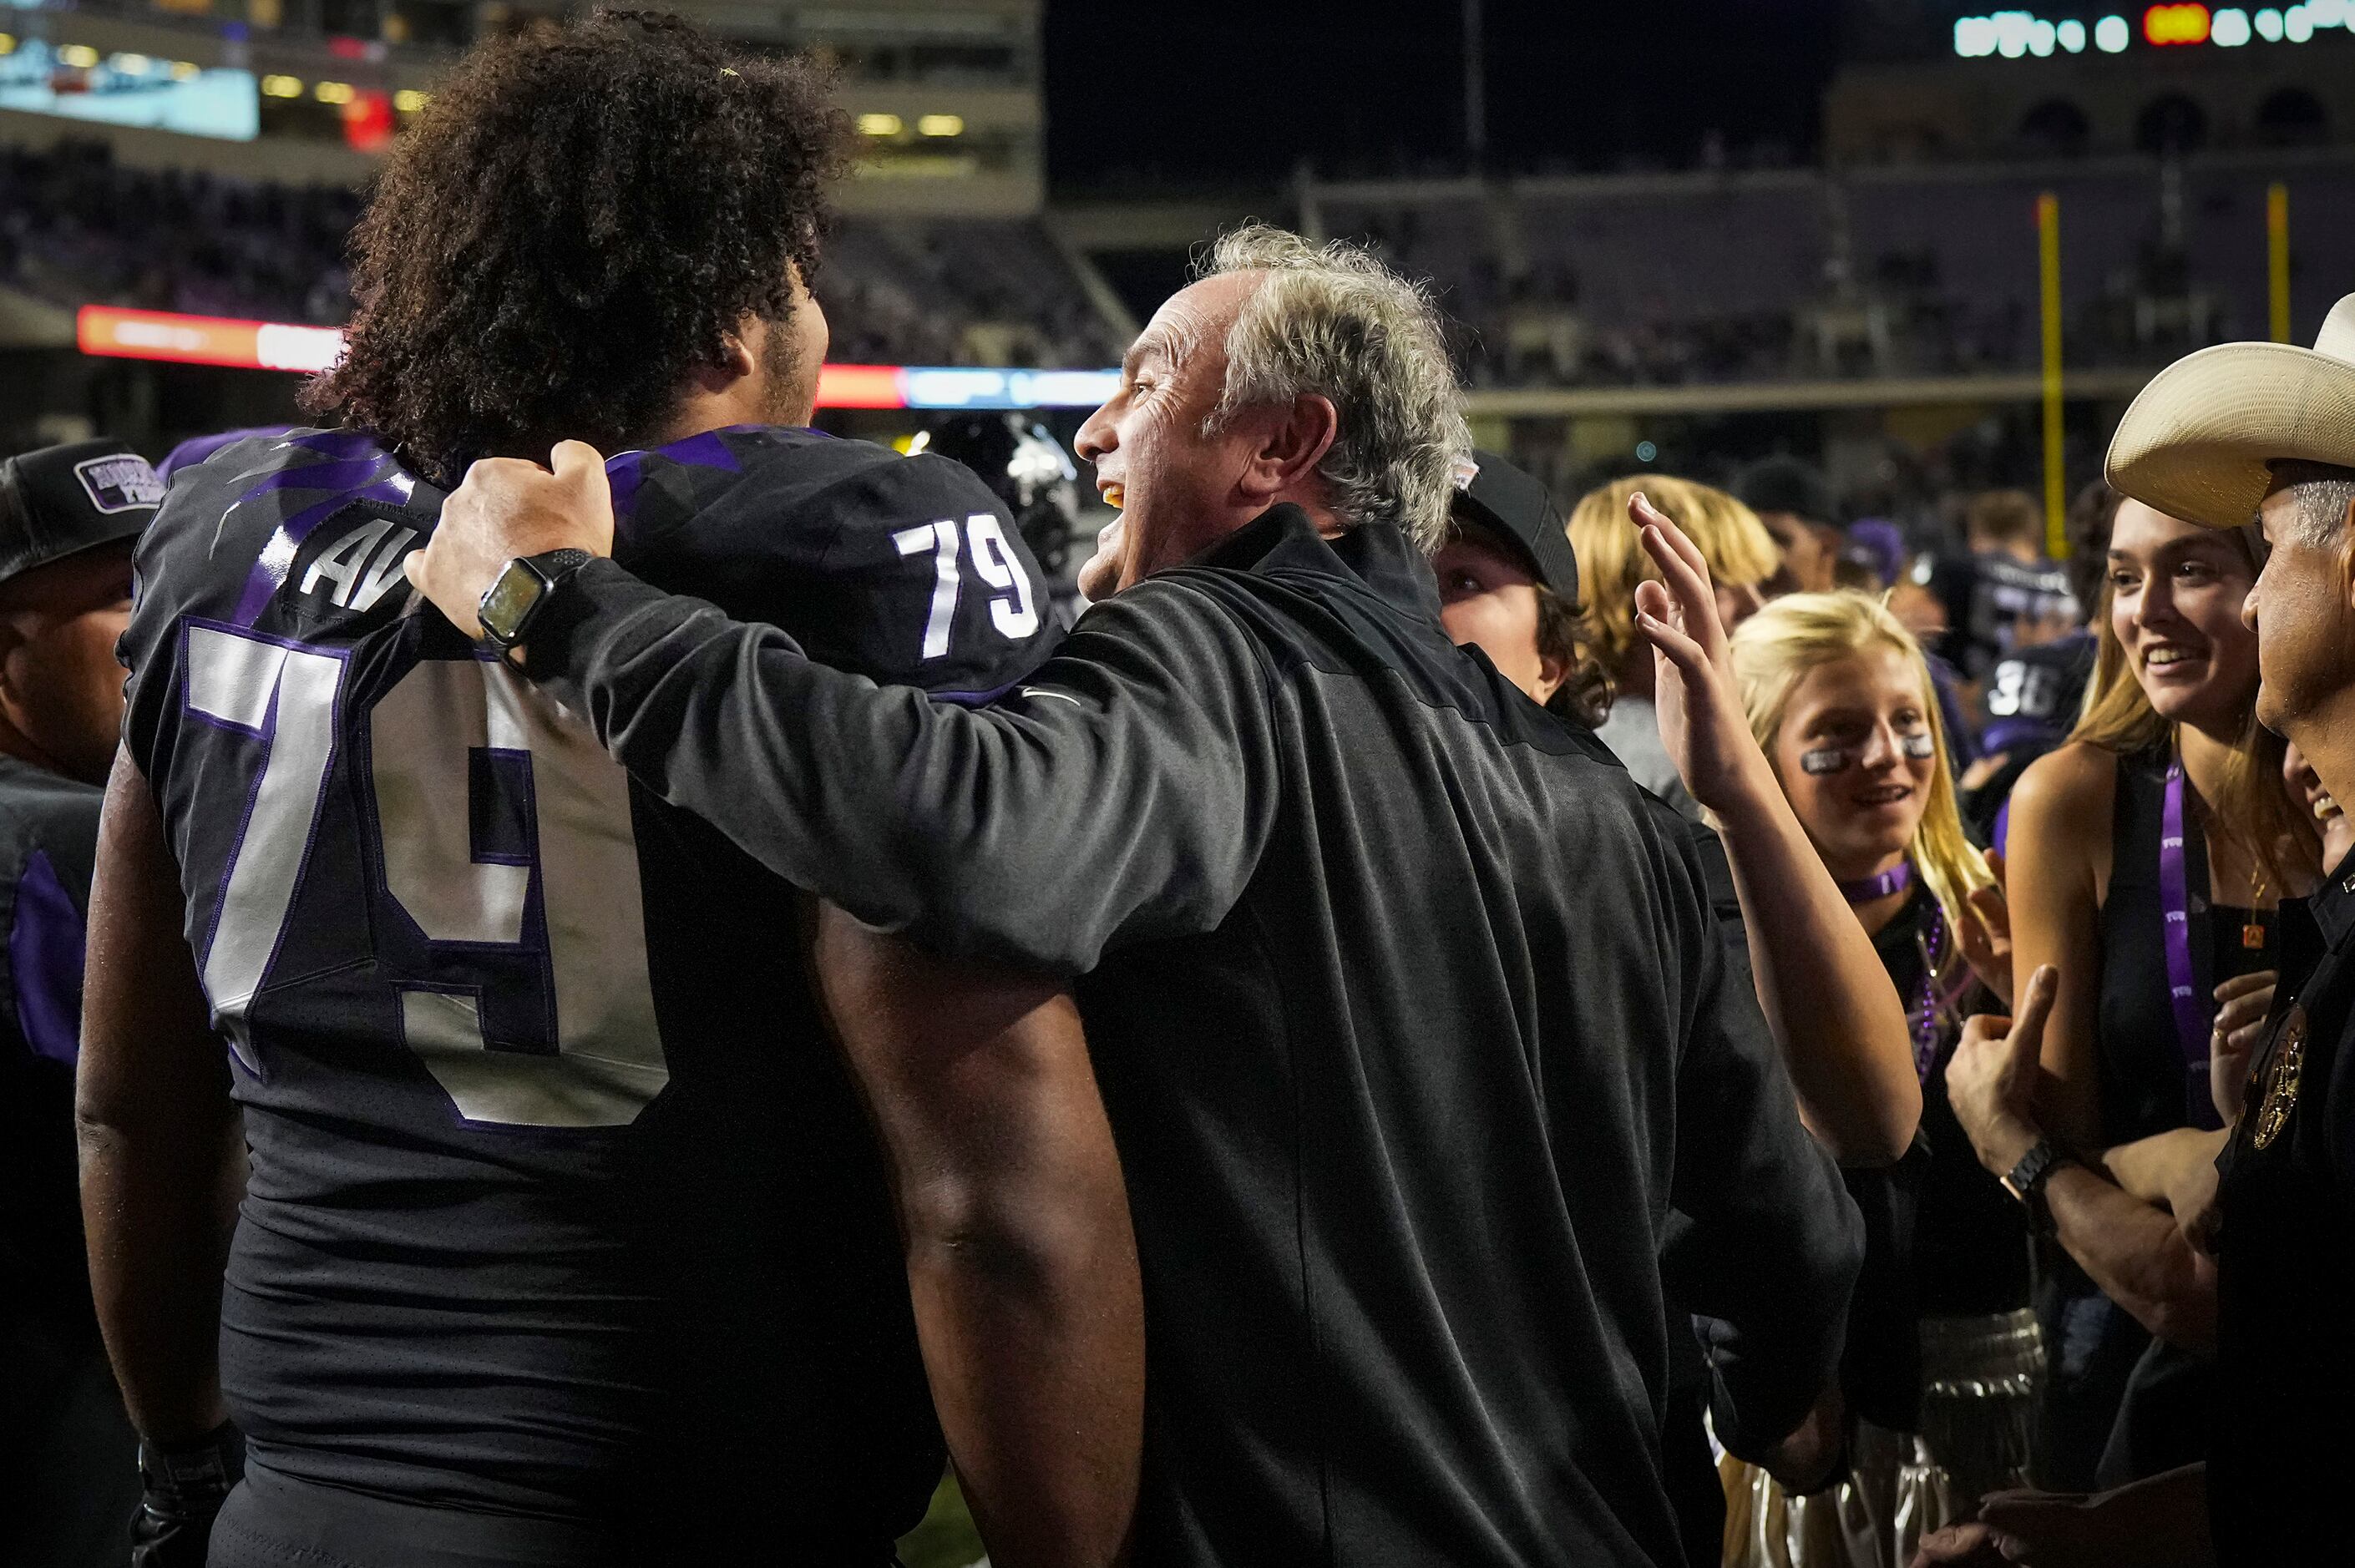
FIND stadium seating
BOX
[11,138,2352,389]
[0,140,1121,372]
[1314,156,2355,386]
[0,142,361,325]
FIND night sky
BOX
[1041,0,1851,194]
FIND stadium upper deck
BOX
[0,0,1044,211]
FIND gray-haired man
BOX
[409,225,1862,1566]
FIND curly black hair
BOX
[306,10,851,484]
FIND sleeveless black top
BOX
[1839,886,2031,1434]
[1878,888,2034,1318]
[2099,748,2281,1144]
[2038,746,2274,1491]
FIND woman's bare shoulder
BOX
[2013,741,2120,818]
[2009,742,2121,876]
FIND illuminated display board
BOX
[1955,3,2354,54]
[0,39,258,139]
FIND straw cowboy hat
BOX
[2108,291,2355,529]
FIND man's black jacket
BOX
[529,503,1863,1568]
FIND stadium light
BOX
[316,81,356,104]
[261,74,303,99]
[1958,2,2349,53]
[857,113,902,137]
[393,89,428,113]
[2145,3,2212,43]
[58,43,99,68]
[0,34,15,54]
[917,114,965,137]
[114,53,152,73]
[74,307,1125,411]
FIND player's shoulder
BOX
[138,427,435,630]
[154,427,418,540]
[612,425,1058,695]
[612,425,1000,565]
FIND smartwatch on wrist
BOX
[477,549,593,658]
[2000,1139,2071,1236]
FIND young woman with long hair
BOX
[1712,591,2032,1568]
[2002,495,2319,1489]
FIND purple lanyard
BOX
[2159,762,2226,1131]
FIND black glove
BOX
[129,1421,245,1568]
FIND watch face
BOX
[480,562,545,642]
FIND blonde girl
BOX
[1720,591,2033,1568]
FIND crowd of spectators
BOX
[818,218,1124,370]
[1333,158,2355,389]
[0,141,1122,370]
[13,139,2352,393]
[0,143,361,325]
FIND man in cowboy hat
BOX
[1917,296,2355,1567]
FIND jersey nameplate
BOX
[295,505,423,614]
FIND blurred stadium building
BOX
[2,0,2352,547]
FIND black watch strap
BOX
[2002,1140,2070,1236]
[529,548,595,579]
[480,548,594,652]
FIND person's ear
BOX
[2337,506,2355,615]
[688,329,759,395]
[1533,645,1569,706]
[0,614,29,726]
[1236,393,1340,507]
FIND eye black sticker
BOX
[1800,731,1935,775]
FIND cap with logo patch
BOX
[1450,449,1580,605]
[0,438,161,591]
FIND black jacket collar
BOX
[1190,504,1442,625]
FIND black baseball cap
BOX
[0,439,161,591]
[1449,449,1579,604]
[1735,454,1834,524]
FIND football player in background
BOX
[77,14,1137,1568]
[0,440,158,1568]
